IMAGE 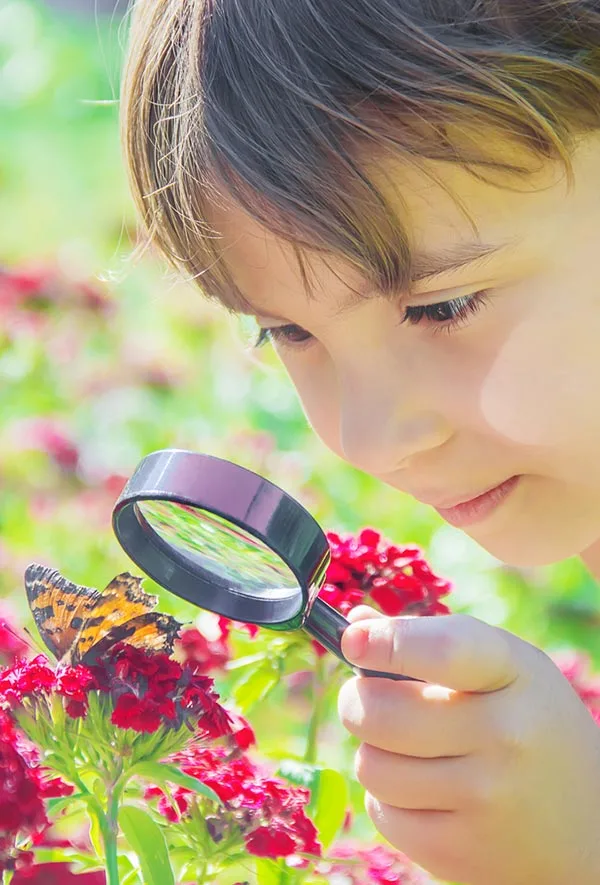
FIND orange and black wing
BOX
[24,563,104,662]
[70,572,159,664]
[81,611,182,665]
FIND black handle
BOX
[304,597,420,682]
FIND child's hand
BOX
[339,607,600,885]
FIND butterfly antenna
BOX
[22,624,47,657]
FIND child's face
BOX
[207,132,600,567]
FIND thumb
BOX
[346,605,385,624]
[341,613,519,692]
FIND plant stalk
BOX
[100,779,123,885]
[304,655,327,765]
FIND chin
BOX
[466,523,598,569]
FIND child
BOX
[119,2,600,882]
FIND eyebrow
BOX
[410,238,517,285]
[241,238,517,320]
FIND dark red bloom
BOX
[111,693,167,734]
[245,826,296,857]
[55,665,96,719]
[94,645,232,737]
[323,529,452,619]
[0,712,49,873]
[146,743,320,859]
[0,656,57,707]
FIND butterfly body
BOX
[24,563,181,666]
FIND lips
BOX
[416,479,518,511]
[431,476,521,528]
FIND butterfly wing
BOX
[25,564,181,666]
[24,563,104,662]
[81,611,182,665]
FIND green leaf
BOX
[119,805,175,885]
[277,759,319,791]
[130,761,221,804]
[309,768,349,850]
[255,857,282,885]
[45,794,83,817]
[233,664,280,712]
[88,810,104,860]
[277,761,348,850]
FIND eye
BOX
[401,290,491,332]
[254,324,314,349]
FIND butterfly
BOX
[24,562,182,666]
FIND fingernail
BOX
[342,623,369,662]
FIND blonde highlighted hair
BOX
[121,0,600,309]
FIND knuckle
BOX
[354,743,378,790]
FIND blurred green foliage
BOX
[1,2,600,880]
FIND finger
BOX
[365,796,476,885]
[338,675,483,756]
[355,743,476,811]
[341,613,519,691]
[346,605,384,624]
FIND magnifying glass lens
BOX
[138,500,299,595]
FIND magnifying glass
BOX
[112,449,415,682]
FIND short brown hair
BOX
[120,0,600,310]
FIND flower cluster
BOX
[146,743,320,860]
[322,528,452,618]
[314,842,427,884]
[0,645,233,739]
[0,656,95,720]
[92,645,233,737]
[0,710,72,875]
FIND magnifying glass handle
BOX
[305,597,421,682]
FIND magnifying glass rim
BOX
[112,449,331,627]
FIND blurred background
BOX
[1,0,600,681]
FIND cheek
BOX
[284,358,343,453]
[479,285,600,452]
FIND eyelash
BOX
[253,290,491,348]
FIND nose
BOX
[337,367,452,475]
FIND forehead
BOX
[204,147,564,314]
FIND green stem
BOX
[103,770,127,885]
[3,870,13,885]
[99,802,120,885]
[304,655,327,765]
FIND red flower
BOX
[245,826,296,857]
[323,529,452,619]
[228,712,256,750]
[0,657,96,721]
[0,712,49,873]
[0,656,56,707]
[146,743,321,859]
[111,693,167,734]
[95,645,232,737]
[55,665,96,719]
